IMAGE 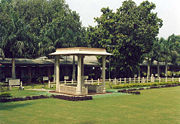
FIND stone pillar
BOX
[159,77,161,83]
[129,77,131,83]
[119,78,121,84]
[114,78,117,85]
[138,77,140,83]
[142,77,145,83]
[98,78,100,85]
[76,55,82,95]
[165,77,168,82]
[81,56,84,87]
[48,80,51,88]
[124,78,127,84]
[54,60,56,83]
[72,55,76,80]
[102,56,106,93]
[55,56,60,92]
[134,77,136,83]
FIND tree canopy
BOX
[0,0,86,78]
[0,0,86,58]
[87,0,163,77]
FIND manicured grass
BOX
[0,87,180,124]
[0,87,51,97]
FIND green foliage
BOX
[112,81,180,89]
[0,92,12,99]
[160,34,180,65]
[0,0,86,78]
[87,0,162,77]
[167,71,180,77]
[0,0,86,58]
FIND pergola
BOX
[49,47,112,96]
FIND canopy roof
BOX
[49,47,112,56]
[0,56,99,66]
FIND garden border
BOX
[118,84,180,95]
[0,95,93,103]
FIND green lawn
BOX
[0,87,180,124]
[0,87,51,97]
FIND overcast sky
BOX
[66,0,180,39]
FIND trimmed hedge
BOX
[0,95,50,103]
[0,94,93,103]
[112,81,180,89]
[52,95,93,101]
[0,92,12,99]
[117,83,180,95]
[118,89,140,95]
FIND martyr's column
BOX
[102,56,106,93]
[76,55,82,95]
[81,56,84,87]
[55,56,60,92]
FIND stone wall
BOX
[86,85,104,93]
[59,84,88,95]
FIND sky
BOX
[66,0,180,39]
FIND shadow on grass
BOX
[0,102,32,111]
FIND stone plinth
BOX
[86,85,104,93]
[59,85,88,96]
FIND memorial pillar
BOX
[81,56,84,87]
[76,55,82,95]
[102,56,106,93]
[55,56,60,92]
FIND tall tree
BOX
[143,38,161,77]
[87,0,162,77]
[159,34,180,76]
[0,0,32,78]
[0,0,86,79]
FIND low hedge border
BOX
[52,95,92,101]
[0,95,50,103]
[0,95,93,103]
[118,90,141,95]
[118,83,180,95]
[112,82,180,89]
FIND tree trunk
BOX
[72,55,76,80]
[28,67,32,83]
[12,58,16,79]
[147,61,150,78]
[138,66,141,77]
[157,61,160,77]
[48,67,51,80]
[165,60,168,77]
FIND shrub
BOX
[0,92,12,99]
[112,81,180,89]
